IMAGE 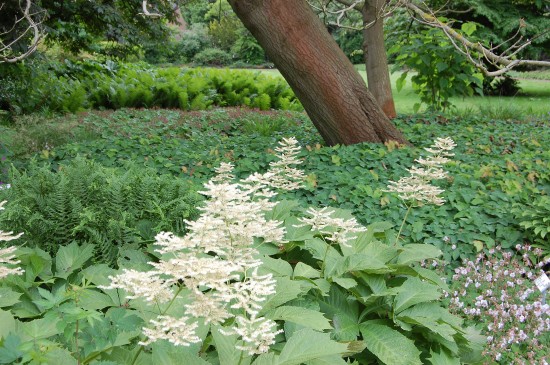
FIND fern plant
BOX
[0,157,201,266]
[513,196,550,257]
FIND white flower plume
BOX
[106,138,306,355]
[0,201,24,279]
[384,137,456,206]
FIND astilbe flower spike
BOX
[102,138,305,354]
[384,137,456,206]
[0,201,24,279]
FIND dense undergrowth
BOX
[0,61,301,116]
[0,108,549,364]
[2,109,548,263]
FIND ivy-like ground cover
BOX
[3,108,547,264]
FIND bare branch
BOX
[401,0,550,76]
[0,0,45,63]
[139,0,162,18]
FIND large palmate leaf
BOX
[427,349,461,365]
[393,277,441,314]
[277,328,348,365]
[55,242,95,279]
[317,286,360,341]
[360,321,422,365]
[265,306,332,331]
[397,244,442,265]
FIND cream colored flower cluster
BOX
[103,138,305,355]
[298,207,366,247]
[0,201,24,280]
[384,137,456,206]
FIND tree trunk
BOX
[228,0,407,146]
[362,0,397,119]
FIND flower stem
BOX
[395,205,412,246]
[130,285,185,365]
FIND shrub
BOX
[0,158,201,266]
[389,27,483,112]
[192,47,232,66]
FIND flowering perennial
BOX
[0,201,24,279]
[103,138,304,354]
[385,137,456,206]
[447,244,550,364]
[298,207,366,247]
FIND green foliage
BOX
[1,0,179,59]
[0,244,146,364]
[4,109,548,267]
[192,48,232,66]
[0,158,201,265]
[513,195,550,255]
[271,205,483,364]
[427,0,550,60]
[2,62,300,115]
[483,75,521,96]
[389,27,484,112]
[230,28,266,65]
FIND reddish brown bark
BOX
[362,0,397,119]
[228,0,407,146]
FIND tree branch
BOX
[0,0,45,63]
[401,0,550,76]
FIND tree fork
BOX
[228,0,408,146]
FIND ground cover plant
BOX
[9,108,548,265]
[1,108,549,363]
[0,139,484,364]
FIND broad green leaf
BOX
[304,238,342,276]
[397,313,456,342]
[252,352,278,365]
[260,257,293,277]
[397,303,463,330]
[412,267,449,291]
[43,348,77,365]
[266,200,300,221]
[428,349,460,365]
[318,286,359,341]
[360,322,422,365]
[79,289,116,310]
[355,273,386,294]
[305,354,348,365]
[0,310,16,339]
[396,73,407,92]
[212,325,252,365]
[152,340,210,365]
[265,306,332,331]
[260,277,303,314]
[397,244,442,265]
[278,328,347,365]
[393,277,441,314]
[0,288,22,308]
[17,315,61,341]
[293,262,319,279]
[284,216,315,242]
[357,240,398,263]
[336,254,392,276]
[436,62,449,72]
[0,334,23,364]
[461,22,477,36]
[100,347,152,365]
[55,242,95,278]
[332,277,357,289]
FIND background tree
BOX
[1,0,181,60]
[0,0,44,63]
